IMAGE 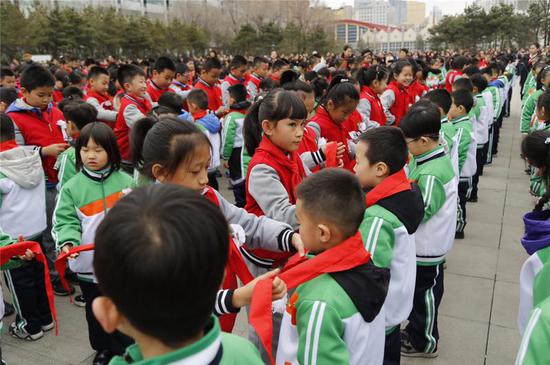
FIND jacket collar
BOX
[6,98,52,117]
[450,114,469,124]
[414,146,446,166]
[81,165,114,182]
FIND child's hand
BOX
[223,160,230,169]
[18,249,35,261]
[232,268,286,308]
[216,105,228,116]
[42,143,69,157]
[61,244,79,259]
[334,142,346,162]
[291,233,305,257]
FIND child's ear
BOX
[20,87,29,96]
[152,163,166,182]
[261,119,274,136]
[92,296,123,334]
[375,161,389,177]
[318,223,331,243]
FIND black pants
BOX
[384,326,401,365]
[505,87,512,116]
[4,258,52,334]
[79,280,133,354]
[486,124,495,164]
[232,181,246,208]
[208,171,219,191]
[471,145,486,200]
[492,108,505,156]
[403,263,444,354]
[457,178,472,233]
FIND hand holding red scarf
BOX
[54,244,95,303]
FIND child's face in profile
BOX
[81,137,109,171]
[263,118,305,153]
[201,68,221,86]
[125,75,147,98]
[371,76,388,95]
[295,199,324,254]
[447,101,465,120]
[232,65,247,79]
[354,141,382,189]
[256,63,270,78]
[326,98,358,124]
[90,74,110,95]
[22,86,53,110]
[152,68,175,89]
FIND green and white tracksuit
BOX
[54,146,76,190]
[439,117,459,176]
[222,111,246,184]
[110,316,263,365]
[452,115,477,178]
[276,261,389,365]
[529,123,550,197]
[472,94,490,148]
[487,85,503,124]
[521,88,545,134]
[52,167,133,282]
[516,296,550,365]
[522,72,537,107]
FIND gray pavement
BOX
[1,88,530,364]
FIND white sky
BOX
[322,0,476,16]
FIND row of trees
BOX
[428,2,550,50]
[0,2,336,63]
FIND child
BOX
[426,59,443,90]
[481,64,504,161]
[382,60,414,126]
[221,55,247,107]
[0,113,52,341]
[308,78,360,171]
[146,56,176,103]
[356,65,389,127]
[52,122,134,365]
[521,65,550,135]
[398,103,458,358]
[169,63,192,96]
[408,60,430,102]
[246,56,270,101]
[0,87,18,113]
[354,127,424,364]
[444,56,466,93]
[222,84,251,207]
[527,91,550,198]
[92,184,264,364]
[0,68,16,89]
[55,100,98,189]
[85,66,117,127]
[53,70,70,103]
[270,59,290,86]
[113,64,152,168]
[244,89,308,229]
[522,61,545,108]
[187,89,222,190]
[449,89,477,239]
[194,57,225,116]
[516,296,550,365]
[276,168,390,365]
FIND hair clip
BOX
[256,95,264,102]
[545,137,550,145]
[340,78,349,83]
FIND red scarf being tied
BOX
[249,232,371,364]
[366,169,412,207]
[54,244,95,303]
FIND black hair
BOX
[153,56,176,73]
[536,90,550,120]
[117,64,145,89]
[317,67,331,79]
[243,89,307,156]
[0,87,18,105]
[272,59,289,72]
[321,76,360,108]
[84,58,96,67]
[296,168,365,239]
[0,113,15,141]
[174,63,189,77]
[481,62,500,78]
[228,84,248,104]
[20,64,55,91]
[202,58,222,72]
[355,65,389,88]
[521,130,550,211]
[399,101,441,140]
[451,89,474,113]
[390,60,412,81]
[187,89,209,110]
[451,56,467,70]
[452,77,473,92]
[62,100,98,130]
[536,65,550,90]
[462,66,480,77]
[87,66,109,80]
[54,69,70,88]
[423,89,452,114]
[157,92,183,114]
[131,117,210,179]
[94,184,229,347]
[61,86,84,100]
[312,77,329,100]
[470,74,488,93]
[68,72,82,86]
[283,80,314,95]
[304,71,317,82]
[400,48,409,55]
[280,70,299,87]
[253,56,269,68]
[358,126,407,175]
[75,122,121,171]
[230,55,247,70]
[259,78,275,93]
[0,67,14,79]
[531,42,541,50]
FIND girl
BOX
[356,65,389,127]
[382,60,414,126]
[529,91,550,198]
[131,117,300,331]
[244,89,308,229]
[408,60,430,102]
[52,122,134,365]
[308,77,360,171]
[522,65,550,135]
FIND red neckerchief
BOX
[87,90,110,103]
[123,93,151,111]
[192,110,208,121]
[366,169,411,207]
[54,244,95,303]
[249,232,371,364]
[0,139,18,151]
[389,79,404,91]
[1,241,58,334]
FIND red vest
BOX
[194,78,222,112]
[85,90,115,127]
[8,104,65,183]
[245,74,262,96]
[386,81,408,126]
[53,89,63,104]
[408,81,429,103]
[114,93,152,161]
[297,125,321,172]
[223,73,242,87]
[146,79,168,103]
[360,86,387,126]
[445,69,463,93]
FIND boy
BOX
[113,64,152,167]
[6,64,71,296]
[275,168,389,365]
[0,113,53,340]
[169,63,192,96]
[398,103,458,358]
[194,57,225,116]
[481,64,503,162]
[270,59,290,86]
[187,89,222,190]
[221,55,247,107]
[354,127,424,364]
[222,84,251,207]
[444,56,466,93]
[0,68,16,89]
[0,87,18,113]
[449,89,477,239]
[85,66,117,127]
[92,184,263,364]
[246,56,270,101]
[146,56,176,103]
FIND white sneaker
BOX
[9,322,44,341]
[41,321,55,332]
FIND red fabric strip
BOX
[324,141,338,168]
[54,244,95,303]
[0,139,18,151]
[365,169,411,207]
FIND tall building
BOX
[354,1,393,25]
[476,0,534,13]
[405,0,426,26]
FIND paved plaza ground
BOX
[1,88,531,364]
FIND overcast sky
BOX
[322,0,476,16]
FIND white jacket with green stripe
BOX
[409,147,458,265]
[54,146,76,190]
[516,296,550,365]
[451,114,477,178]
[471,93,491,146]
[52,167,133,282]
[276,261,389,365]
[359,183,424,329]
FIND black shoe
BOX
[52,278,75,296]
[401,330,439,358]
[4,301,14,316]
[93,350,113,365]
[74,294,86,308]
[468,196,478,203]
[455,231,465,239]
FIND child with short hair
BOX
[169,63,192,96]
[0,87,18,113]
[146,56,176,102]
[221,55,247,107]
[246,56,270,101]
[270,59,290,86]
[53,122,134,364]
[444,56,466,93]
[382,60,414,125]
[0,68,16,89]
[194,57,225,116]
[399,103,458,358]
[481,64,504,161]
[85,66,117,127]
[0,113,52,341]
[449,89,477,239]
[354,127,424,364]
[92,184,264,364]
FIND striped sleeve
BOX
[359,216,395,268]
[417,174,446,222]
[214,289,239,316]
